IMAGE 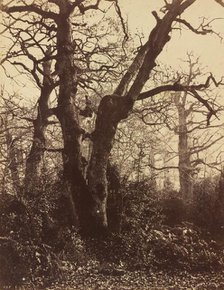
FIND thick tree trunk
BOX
[175,97,193,204]
[24,50,53,194]
[55,8,89,228]
[56,103,87,227]
[174,52,197,205]
[87,95,132,232]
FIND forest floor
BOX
[44,269,224,290]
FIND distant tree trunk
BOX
[149,148,156,184]
[213,167,224,231]
[5,130,21,194]
[24,48,53,194]
[174,94,193,204]
[219,167,224,195]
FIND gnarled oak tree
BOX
[1,0,223,235]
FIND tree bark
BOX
[174,94,193,204]
[87,95,132,232]
[54,5,88,228]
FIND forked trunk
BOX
[54,0,197,234]
[86,0,197,233]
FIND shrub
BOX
[0,237,63,288]
[85,179,163,270]
[159,197,186,226]
[98,179,224,273]
[121,179,163,232]
[0,176,70,288]
[0,193,32,241]
[147,223,224,271]
[193,176,224,234]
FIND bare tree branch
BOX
[191,135,224,154]
[214,0,224,7]
[78,0,101,13]
[10,61,42,88]
[114,42,149,95]
[2,4,58,20]
[126,0,197,101]
[175,18,213,35]
[189,89,217,125]
[137,74,220,100]
[44,147,63,153]
[113,0,128,42]
[148,164,179,171]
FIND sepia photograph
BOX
[0,0,224,289]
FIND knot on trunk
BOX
[98,94,133,124]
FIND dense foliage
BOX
[1,176,224,288]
